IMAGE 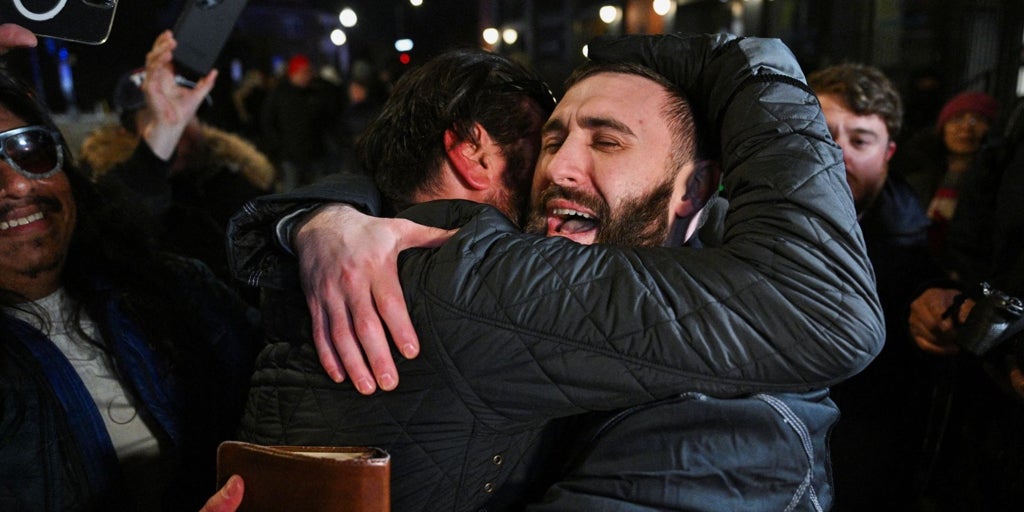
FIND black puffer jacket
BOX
[228,34,883,511]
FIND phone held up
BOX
[171,0,249,81]
[0,0,118,45]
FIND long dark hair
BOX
[0,70,198,372]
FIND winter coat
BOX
[0,257,260,511]
[80,124,274,300]
[227,35,883,511]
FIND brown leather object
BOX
[216,441,391,511]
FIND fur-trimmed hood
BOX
[80,123,276,191]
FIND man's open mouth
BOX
[550,207,599,235]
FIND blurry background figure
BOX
[333,63,383,175]
[808,63,941,510]
[894,90,999,259]
[79,67,274,304]
[232,68,269,148]
[907,97,1024,512]
[260,54,334,191]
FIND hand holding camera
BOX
[953,282,1024,358]
[949,282,1024,401]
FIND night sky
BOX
[3,0,480,114]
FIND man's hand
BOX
[295,204,454,394]
[199,475,243,512]
[909,287,972,355]
[0,24,36,54]
[141,30,217,160]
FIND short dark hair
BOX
[564,62,708,172]
[807,63,903,140]
[357,48,555,211]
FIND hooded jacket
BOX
[228,34,884,511]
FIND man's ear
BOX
[444,124,495,191]
[672,159,721,219]
[884,140,897,163]
[667,159,722,246]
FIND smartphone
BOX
[172,0,249,80]
[0,0,118,45]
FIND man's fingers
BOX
[913,334,959,356]
[401,222,455,249]
[333,338,376,395]
[322,289,378,394]
[0,24,37,53]
[344,294,396,392]
[374,276,418,360]
[310,301,345,383]
[200,475,244,512]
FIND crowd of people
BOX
[0,18,1021,512]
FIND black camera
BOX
[955,282,1024,358]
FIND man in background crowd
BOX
[809,62,940,508]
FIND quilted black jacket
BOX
[228,34,884,511]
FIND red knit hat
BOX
[286,54,311,77]
[936,91,998,129]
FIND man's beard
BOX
[525,178,675,247]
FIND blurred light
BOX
[502,28,518,45]
[582,44,589,58]
[653,0,671,16]
[339,8,357,27]
[599,5,619,24]
[410,0,423,6]
[399,53,411,65]
[394,38,414,52]
[482,27,500,45]
[230,59,243,83]
[58,46,74,106]
[331,29,347,46]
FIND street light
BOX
[410,0,423,6]
[653,0,672,16]
[599,5,619,24]
[339,7,357,28]
[482,27,500,45]
[395,39,414,52]
[502,28,518,45]
[331,29,347,46]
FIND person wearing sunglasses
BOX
[0,35,260,512]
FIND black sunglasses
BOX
[0,125,64,179]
